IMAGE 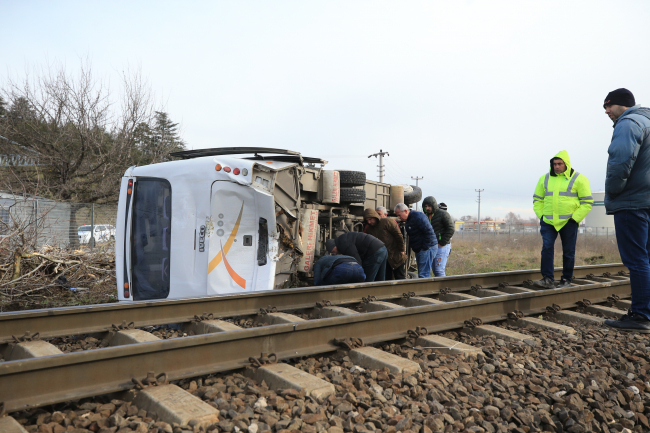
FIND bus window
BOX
[131,178,172,300]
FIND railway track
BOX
[0,263,632,427]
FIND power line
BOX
[368,149,389,183]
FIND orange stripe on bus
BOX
[220,241,246,289]
[208,202,244,274]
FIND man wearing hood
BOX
[532,150,593,289]
[364,208,407,280]
[422,196,455,276]
[601,89,650,333]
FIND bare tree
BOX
[504,211,524,227]
[0,61,184,246]
[0,61,155,202]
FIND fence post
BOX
[90,203,95,250]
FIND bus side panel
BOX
[207,181,275,294]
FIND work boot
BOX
[556,278,572,289]
[532,276,555,290]
[604,310,650,334]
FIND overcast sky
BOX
[3,1,650,220]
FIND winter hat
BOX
[325,238,336,253]
[439,203,448,211]
[604,88,635,108]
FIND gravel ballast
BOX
[10,320,650,433]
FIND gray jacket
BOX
[605,105,650,213]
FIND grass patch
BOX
[446,234,621,276]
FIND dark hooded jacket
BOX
[605,105,650,213]
[333,232,384,265]
[363,208,406,269]
[422,196,455,246]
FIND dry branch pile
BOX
[0,243,117,312]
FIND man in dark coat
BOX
[313,254,365,286]
[601,88,650,333]
[364,208,406,280]
[422,196,455,277]
[325,232,388,282]
[394,203,437,278]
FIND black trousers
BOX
[385,262,406,280]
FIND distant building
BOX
[455,220,506,232]
[584,191,615,234]
[584,191,614,228]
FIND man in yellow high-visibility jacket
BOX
[532,150,593,289]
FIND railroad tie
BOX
[572,278,596,285]
[548,310,606,324]
[506,316,577,335]
[182,319,242,335]
[583,304,626,318]
[108,329,162,347]
[0,416,28,433]
[349,346,421,374]
[462,324,540,343]
[415,334,482,357]
[399,296,444,308]
[439,292,478,302]
[4,340,63,361]
[494,285,535,294]
[256,312,306,325]
[614,299,632,310]
[132,384,219,428]
[314,306,359,317]
[360,301,404,312]
[245,363,335,400]
[471,288,508,298]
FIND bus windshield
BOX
[131,178,172,300]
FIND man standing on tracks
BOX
[532,151,593,290]
[394,203,438,278]
[422,196,455,277]
[364,208,407,280]
[325,232,388,282]
[600,89,650,332]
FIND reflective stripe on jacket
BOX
[533,150,593,230]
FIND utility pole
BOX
[368,149,389,183]
[475,189,484,241]
[411,176,423,210]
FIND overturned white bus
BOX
[115,148,421,301]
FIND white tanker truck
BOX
[115,148,421,301]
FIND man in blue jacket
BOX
[313,254,365,286]
[394,203,438,278]
[602,88,650,333]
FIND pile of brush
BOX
[0,243,117,312]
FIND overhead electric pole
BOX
[475,189,484,242]
[368,149,389,183]
[411,176,423,210]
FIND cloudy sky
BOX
[3,1,650,220]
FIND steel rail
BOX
[0,278,630,413]
[0,263,626,342]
